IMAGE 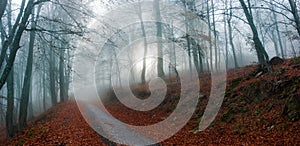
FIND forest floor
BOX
[1,57,300,145]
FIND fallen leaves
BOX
[0,101,105,146]
[0,57,299,145]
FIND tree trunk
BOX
[18,2,41,129]
[285,19,297,57]
[0,0,7,20]
[271,0,284,58]
[211,0,218,71]
[154,0,165,78]
[224,0,229,69]
[289,0,300,37]
[28,86,33,119]
[270,30,280,56]
[59,42,66,102]
[50,46,57,105]
[43,55,46,111]
[183,1,193,80]
[170,23,177,74]
[206,0,213,71]
[0,0,26,85]
[228,1,238,68]
[6,68,14,137]
[0,0,34,90]
[1,0,14,138]
[239,0,269,65]
[137,2,148,84]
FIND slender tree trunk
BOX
[270,30,280,56]
[28,85,33,119]
[49,47,57,105]
[183,1,193,80]
[228,0,238,68]
[206,0,213,71]
[211,0,218,71]
[224,0,229,69]
[2,0,14,137]
[254,0,265,48]
[154,0,165,78]
[191,39,200,74]
[43,55,46,111]
[289,0,300,37]
[59,41,66,102]
[271,1,284,58]
[238,38,244,66]
[198,49,203,72]
[18,2,36,129]
[137,2,148,84]
[65,46,71,100]
[6,68,14,137]
[285,19,297,57]
[170,22,177,73]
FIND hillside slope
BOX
[1,57,299,145]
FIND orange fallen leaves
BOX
[0,57,299,145]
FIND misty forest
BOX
[0,0,299,145]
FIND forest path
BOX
[0,99,156,146]
[80,101,156,145]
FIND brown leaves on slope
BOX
[1,57,300,145]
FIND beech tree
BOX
[239,0,269,65]
[18,3,41,130]
[288,0,300,37]
[154,0,165,78]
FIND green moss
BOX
[291,57,300,65]
[284,95,300,122]
[221,108,234,122]
[228,77,242,90]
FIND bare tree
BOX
[228,0,238,68]
[4,0,15,137]
[154,0,165,78]
[136,1,148,84]
[19,2,41,130]
[288,0,300,37]
[239,0,269,65]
